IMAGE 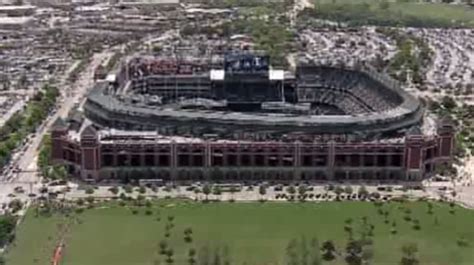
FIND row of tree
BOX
[378,28,432,86]
[181,6,293,67]
[0,84,59,169]
[37,134,68,181]
[154,234,421,265]
[147,201,429,265]
[0,215,16,248]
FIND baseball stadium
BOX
[51,52,454,182]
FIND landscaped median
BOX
[0,84,59,169]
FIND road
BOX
[0,51,112,206]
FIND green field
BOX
[307,0,474,27]
[6,201,474,265]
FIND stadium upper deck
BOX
[83,54,423,140]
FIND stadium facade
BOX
[51,53,455,182]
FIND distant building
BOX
[0,16,34,29]
[0,5,36,16]
[117,0,180,7]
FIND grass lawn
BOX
[312,0,474,27]
[6,201,474,265]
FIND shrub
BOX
[8,199,24,213]
[184,235,192,243]
[344,186,353,194]
[85,196,94,204]
[123,185,133,193]
[138,186,146,194]
[76,198,85,206]
[108,186,119,195]
[85,188,94,195]
[119,193,127,200]
[457,236,469,247]
[412,220,421,230]
[145,210,153,216]
[145,200,152,208]
[370,192,381,200]
[136,195,145,202]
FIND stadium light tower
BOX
[269,69,285,102]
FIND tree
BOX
[287,185,296,195]
[379,0,390,10]
[184,227,193,243]
[412,219,421,230]
[457,235,469,247]
[370,192,381,200]
[17,73,28,89]
[0,215,16,246]
[427,202,433,214]
[198,245,211,265]
[212,186,222,197]
[229,186,238,201]
[400,243,419,265]
[124,185,133,193]
[259,185,267,199]
[310,237,322,265]
[203,184,211,201]
[159,240,168,255]
[193,188,201,201]
[345,240,363,265]
[8,199,23,213]
[391,227,398,234]
[76,198,85,206]
[109,186,119,195]
[145,200,152,208]
[321,240,336,261]
[334,186,344,198]
[165,248,174,265]
[344,224,353,239]
[344,186,353,195]
[52,165,68,181]
[441,96,456,109]
[153,45,162,53]
[300,237,310,265]
[86,196,94,204]
[286,239,298,265]
[212,247,221,265]
[188,248,197,265]
[298,185,307,198]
